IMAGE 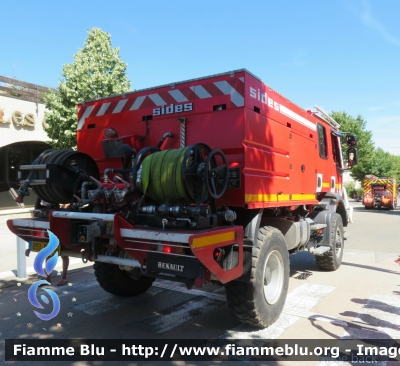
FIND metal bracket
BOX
[177,117,186,148]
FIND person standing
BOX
[25,249,69,286]
[46,256,69,286]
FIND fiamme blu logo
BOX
[27,230,61,321]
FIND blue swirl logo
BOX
[27,230,61,321]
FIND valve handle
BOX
[204,149,229,199]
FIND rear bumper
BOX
[7,212,243,284]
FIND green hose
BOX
[141,147,192,203]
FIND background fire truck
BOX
[7,69,358,328]
[363,175,397,210]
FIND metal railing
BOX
[0,75,58,102]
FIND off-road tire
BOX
[224,226,289,328]
[315,213,344,271]
[94,261,154,297]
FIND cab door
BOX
[330,131,344,193]
[316,123,330,193]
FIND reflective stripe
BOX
[245,193,316,203]
[96,102,111,116]
[214,80,244,106]
[279,105,317,131]
[112,99,128,113]
[130,95,146,110]
[191,231,236,249]
[148,93,166,106]
[77,105,95,130]
[190,85,211,99]
[168,89,188,102]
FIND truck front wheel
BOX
[315,213,344,271]
[224,226,289,328]
[94,261,154,297]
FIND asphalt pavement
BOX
[0,201,399,366]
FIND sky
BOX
[1,0,400,154]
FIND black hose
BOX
[32,149,72,202]
[131,146,160,185]
[157,132,173,149]
[44,150,77,203]
[139,118,150,141]
[31,150,98,204]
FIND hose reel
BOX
[136,143,229,204]
[27,149,99,204]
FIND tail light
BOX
[31,230,48,238]
[213,248,224,261]
[194,277,204,287]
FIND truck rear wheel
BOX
[94,261,154,297]
[224,226,289,328]
[315,213,344,271]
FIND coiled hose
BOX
[26,150,99,204]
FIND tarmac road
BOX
[0,200,399,366]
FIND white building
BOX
[0,94,50,210]
[342,170,361,189]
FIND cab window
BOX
[317,124,327,158]
[331,134,342,168]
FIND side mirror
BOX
[346,134,357,147]
[347,147,359,167]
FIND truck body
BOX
[8,69,358,328]
[363,175,397,210]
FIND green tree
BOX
[344,181,356,197]
[369,148,399,179]
[394,155,400,183]
[44,28,131,149]
[330,111,375,182]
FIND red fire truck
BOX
[8,69,358,328]
[363,175,397,210]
